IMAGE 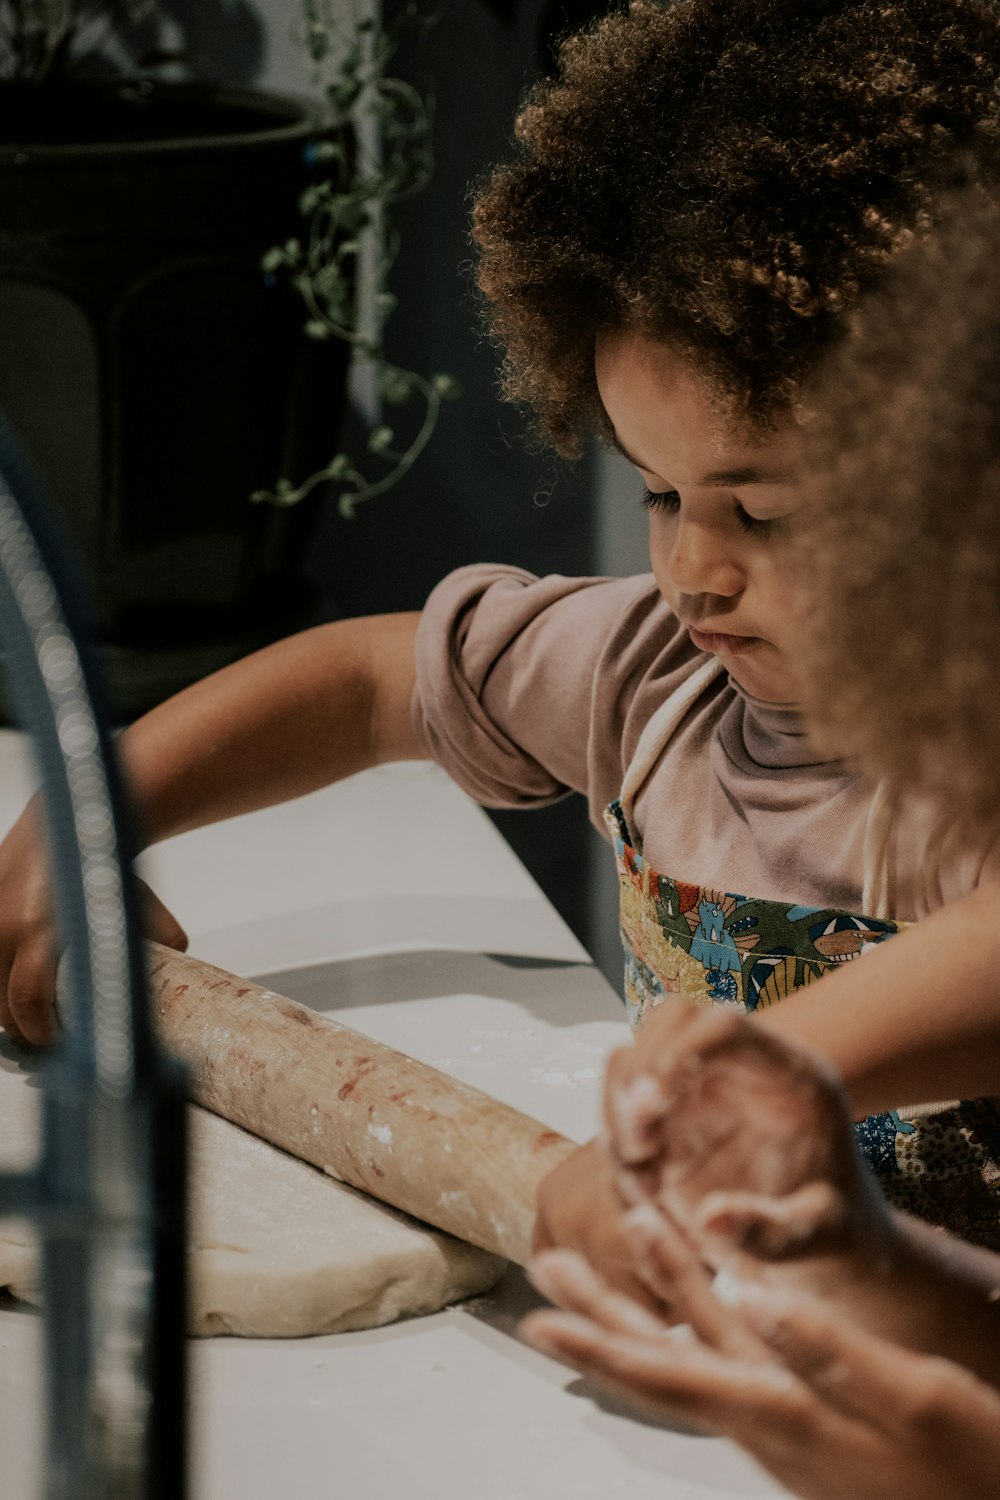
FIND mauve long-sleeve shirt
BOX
[412,566,996,920]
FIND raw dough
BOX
[0,1061,504,1337]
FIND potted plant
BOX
[0,0,451,718]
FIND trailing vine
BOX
[254,0,460,519]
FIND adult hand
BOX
[0,798,188,1046]
[523,1228,1000,1500]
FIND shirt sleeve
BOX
[411,563,693,825]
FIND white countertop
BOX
[0,732,785,1499]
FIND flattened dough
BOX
[0,1060,504,1337]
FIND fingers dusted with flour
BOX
[602,1008,897,1318]
[532,1136,668,1312]
[606,1007,858,1214]
[532,1010,885,1317]
[533,1005,1000,1497]
[522,1231,805,1440]
[524,1203,774,1412]
[693,1180,852,1261]
[523,1239,1000,1500]
[617,1205,766,1362]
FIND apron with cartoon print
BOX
[605,657,1000,1249]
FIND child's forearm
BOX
[116,611,426,848]
[755,882,1000,1117]
[0,611,427,1045]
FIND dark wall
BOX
[298,2,604,953]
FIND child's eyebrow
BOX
[611,433,790,487]
[699,465,792,487]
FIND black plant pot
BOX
[0,80,349,720]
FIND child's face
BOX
[595,330,805,704]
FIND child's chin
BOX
[725,654,802,708]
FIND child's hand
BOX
[523,1240,1000,1500]
[0,799,188,1046]
[603,1006,867,1244]
[532,1010,868,1315]
[533,1138,669,1312]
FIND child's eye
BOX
[737,506,771,537]
[641,486,681,512]
[736,504,786,539]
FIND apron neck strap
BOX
[862,781,898,921]
[619,656,725,841]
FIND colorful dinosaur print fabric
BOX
[605,799,1000,1250]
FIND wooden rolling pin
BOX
[146,943,579,1264]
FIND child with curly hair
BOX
[2,0,1000,1298]
[524,187,1000,1497]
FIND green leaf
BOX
[431,373,462,400]
[319,289,351,323]
[368,425,395,455]
[312,264,346,295]
[329,80,362,113]
[378,369,413,404]
[299,184,329,215]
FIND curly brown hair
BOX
[472,0,1000,455]
[798,189,1000,830]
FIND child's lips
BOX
[687,624,762,655]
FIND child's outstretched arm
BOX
[752,878,1000,1120]
[0,611,426,1045]
[592,878,1000,1128]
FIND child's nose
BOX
[665,518,744,598]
